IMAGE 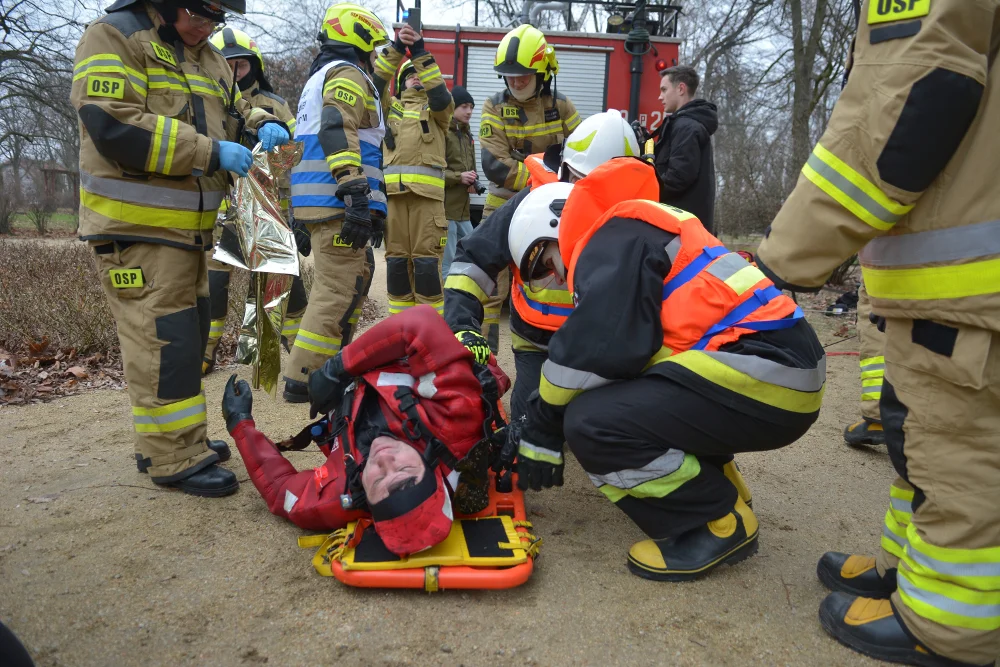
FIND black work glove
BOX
[455,330,491,365]
[631,119,650,144]
[516,415,564,492]
[335,181,373,250]
[869,312,887,333]
[492,416,522,476]
[292,218,312,257]
[308,353,350,419]
[222,374,253,433]
[370,211,385,249]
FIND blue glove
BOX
[258,123,290,151]
[218,141,252,177]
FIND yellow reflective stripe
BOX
[147,116,164,172]
[522,284,574,305]
[389,299,416,313]
[430,300,444,315]
[481,112,502,125]
[861,356,885,379]
[444,274,488,303]
[185,73,226,99]
[281,318,302,335]
[862,378,883,387]
[881,507,909,559]
[81,188,215,230]
[518,441,563,465]
[502,121,565,138]
[898,565,1000,631]
[146,67,190,93]
[511,332,544,352]
[599,455,700,502]
[644,345,674,370]
[324,77,366,99]
[905,525,1000,587]
[724,265,766,296]
[384,173,445,188]
[209,319,226,339]
[484,193,508,209]
[564,112,581,131]
[662,350,824,413]
[512,162,529,190]
[132,394,206,433]
[163,117,178,174]
[539,373,581,406]
[326,152,362,171]
[862,258,1000,302]
[802,144,913,231]
[347,308,361,325]
[417,65,441,83]
[286,118,297,134]
[484,306,501,325]
[374,54,396,78]
[293,329,341,356]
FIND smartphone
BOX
[405,6,421,30]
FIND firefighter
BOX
[73,0,290,495]
[478,24,581,351]
[202,26,310,374]
[221,305,510,554]
[446,110,640,421]
[506,160,825,581]
[843,280,888,446]
[755,1,999,664]
[383,26,454,318]
[283,3,397,403]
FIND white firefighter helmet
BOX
[508,182,575,285]
[559,110,640,181]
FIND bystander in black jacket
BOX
[653,99,718,233]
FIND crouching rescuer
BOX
[502,159,825,580]
[221,305,511,554]
[73,0,290,495]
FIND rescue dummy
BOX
[445,110,640,421]
[477,24,582,350]
[501,160,825,581]
[755,1,1000,664]
[222,305,511,554]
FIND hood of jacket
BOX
[671,99,718,136]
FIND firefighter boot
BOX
[818,593,992,667]
[843,418,886,446]
[722,460,753,509]
[283,378,309,404]
[158,463,240,498]
[137,440,231,473]
[627,497,759,582]
[817,552,896,599]
[202,345,218,376]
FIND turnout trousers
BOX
[874,318,1000,665]
[563,372,815,540]
[204,254,309,366]
[857,280,887,422]
[283,216,374,383]
[385,192,447,317]
[91,241,216,481]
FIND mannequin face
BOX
[362,436,427,504]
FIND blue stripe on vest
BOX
[291,136,386,214]
[691,286,803,350]
[518,285,574,317]
[662,245,728,300]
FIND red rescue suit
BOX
[230,305,510,532]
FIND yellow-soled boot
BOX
[843,419,885,446]
[723,460,753,509]
[627,498,759,582]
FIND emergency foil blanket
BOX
[214,142,303,395]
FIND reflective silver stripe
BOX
[294,161,385,184]
[77,60,148,93]
[898,573,1000,619]
[806,152,905,226]
[862,385,882,394]
[705,252,748,282]
[370,191,388,204]
[704,351,826,392]
[80,172,205,211]
[448,261,496,297]
[289,183,338,197]
[859,219,1000,268]
[155,117,173,173]
[146,73,188,89]
[908,548,1000,579]
[362,164,385,181]
[132,403,205,425]
[665,237,682,265]
[488,183,518,198]
[890,497,912,515]
[202,190,225,211]
[861,362,886,372]
[384,165,445,178]
[519,440,562,462]
[883,524,907,549]
[542,359,612,391]
[586,449,685,490]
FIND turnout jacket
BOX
[72,1,281,249]
[444,118,476,220]
[479,89,580,208]
[383,47,454,201]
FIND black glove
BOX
[335,181,373,250]
[631,119,650,144]
[308,353,350,419]
[455,330,491,365]
[492,416,522,476]
[869,312,887,333]
[370,211,385,249]
[516,417,564,492]
[292,219,312,257]
[222,374,253,433]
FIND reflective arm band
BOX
[444,274,489,304]
[326,152,362,172]
[324,77,366,100]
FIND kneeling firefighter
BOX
[222,305,511,554]
[445,110,641,421]
[504,159,826,581]
[203,27,310,373]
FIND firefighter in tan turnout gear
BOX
[382,26,454,317]
[202,26,310,374]
[478,24,581,350]
[283,3,393,403]
[756,1,1000,664]
[73,0,289,496]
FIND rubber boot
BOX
[137,440,231,473]
[818,593,991,667]
[723,460,753,509]
[627,497,758,582]
[817,552,896,599]
[283,378,309,404]
[844,418,885,446]
[156,463,239,498]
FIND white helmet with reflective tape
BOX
[559,109,640,181]
[508,182,575,283]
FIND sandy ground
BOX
[0,248,893,666]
